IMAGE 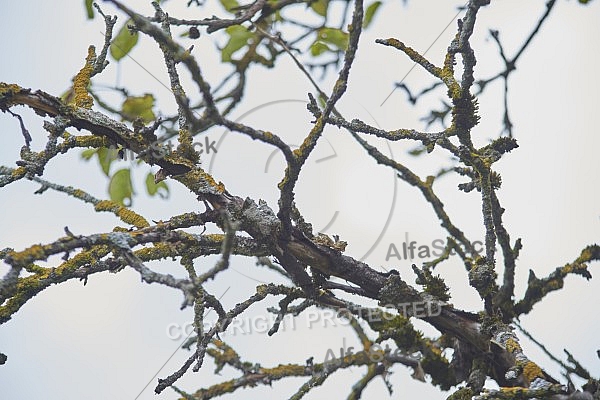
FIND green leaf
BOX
[109,168,134,206]
[317,28,348,51]
[60,87,75,104]
[310,0,329,16]
[363,1,382,28]
[81,147,117,176]
[310,41,332,57]
[145,172,169,199]
[221,25,253,62]
[121,94,156,123]
[408,145,426,156]
[220,0,239,12]
[110,19,139,61]
[81,148,97,160]
[84,0,94,19]
[97,147,118,176]
[317,94,327,109]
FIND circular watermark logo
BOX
[207,98,398,264]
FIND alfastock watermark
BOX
[385,231,494,261]
[101,136,218,163]
[321,337,405,368]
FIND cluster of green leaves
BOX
[217,0,382,60]
[80,93,167,205]
[309,1,381,56]
[221,25,254,62]
[80,2,172,206]
[310,27,349,56]
[80,145,168,207]
[78,0,386,206]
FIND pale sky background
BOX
[1,1,599,399]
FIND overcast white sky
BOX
[1,1,599,399]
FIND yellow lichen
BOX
[94,199,149,228]
[221,346,237,361]
[447,387,474,400]
[262,363,306,379]
[429,344,443,356]
[256,285,269,296]
[547,279,562,290]
[521,361,544,383]
[278,175,289,190]
[11,166,26,179]
[176,129,200,163]
[505,338,521,354]
[8,244,46,266]
[57,246,111,275]
[580,247,593,260]
[0,246,114,323]
[135,243,175,261]
[116,208,150,228]
[440,68,461,99]
[0,83,24,107]
[72,46,95,109]
[0,82,22,94]
[16,274,47,293]
[499,387,525,394]
[194,379,236,398]
[73,135,107,148]
[199,170,218,188]
[71,189,89,202]
[562,263,574,274]
[94,199,117,212]
[204,234,226,242]
[178,168,226,194]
